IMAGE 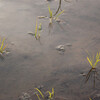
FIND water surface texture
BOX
[0,0,100,100]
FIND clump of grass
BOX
[28,19,42,40]
[0,37,7,55]
[48,5,64,24]
[34,88,55,100]
[85,52,100,87]
[87,52,100,69]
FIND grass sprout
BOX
[48,5,64,24]
[0,37,7,54]
[33,19,41,40]
[34,88,55,100]
[87,52,100,69]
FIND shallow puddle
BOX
[0,0,100,100]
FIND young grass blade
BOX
[2,44,7,51]
[0,38,5,50]
[52,88,54,96]
[35,19,38,39]
[55,10,64,20]
[48,5,52,18]
[35,88,44,99]
[87,57,93,67]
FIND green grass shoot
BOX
[35,19,38,39]
[48,5,53,18]
[55,10,64,20]
[34,19,41,40]
[0,38,7,54]
[87,52,100,68]
[34,88,44,99]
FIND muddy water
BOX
[0,0,100,100]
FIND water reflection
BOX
[85,67,100,88]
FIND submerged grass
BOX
[34,88,55,100]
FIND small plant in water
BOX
[48,5,64,24]
[85,52,100,87]
[0,37,7,55]
[87,52,100,69]
[34,19,41,40]
[28,19,42,40]
[34,88,55,100]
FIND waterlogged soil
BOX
[0,0,100,100]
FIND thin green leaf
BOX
[3,44,7,51]
[48,5,52,18]
[35,19,38,38]
[87,57,93,67]
[55,10,64,19]
[35,88,44,99]
[0,38,5,50]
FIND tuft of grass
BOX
[85,52,100,87]
[34,19,41,40]
[87,52,100,69]
[34,88,55,100]
[35,19,38,39]
[48,5,64,24]
[0,37,7,54]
